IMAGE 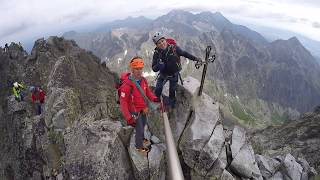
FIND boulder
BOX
[255,154,281,178]
[220,170,235,180]
[148,144,166,180]
[194,124,225,176]
[64,119,132,179]
[280,154,303,180]
[231,126,246,159]
[179,91,221,171]
[129,128,166,180]
[206,143,228,178]
[269,171,284,180]
[230,144,262,179]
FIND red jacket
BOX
[119,72,157,124]
[32,89,46,103]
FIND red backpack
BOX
[166,38,176,46]
[114,72,133,104]
[166,38,181,71]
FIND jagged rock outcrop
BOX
[0,37,123,179]
[251,106,320,173]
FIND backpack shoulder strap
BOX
[128,76,152,108]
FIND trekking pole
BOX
[160,97,184,180]
[197,46,216,96]
[198,46,211,96]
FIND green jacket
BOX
[12,83,24,98]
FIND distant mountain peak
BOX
[124,15,149,21]
[288,36,301,44]
[273,36,303,47]
[164,9,195,20]
[167,9,192,15]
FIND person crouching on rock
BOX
[119,56,160,154]
[12,82,25,102]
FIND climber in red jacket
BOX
[119,56,159,153]
[30,86,46,115]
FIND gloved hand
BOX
[154,97,161,103]
[128,122,136,127]
[195,57,202,62]
[142,107,148,114]
[128,114,137,127]
[158,59,165,71]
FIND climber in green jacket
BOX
[12,82,25,102]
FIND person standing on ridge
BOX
[30,86,46,115]
[18,42,23,51]
[119,56,160,154]
[4,43,9,53]
[151,32,201,108]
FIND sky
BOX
[0,0,320,46]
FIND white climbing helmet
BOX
[152,32,165,44]
[13,82,18,88]
[29,86,35,92]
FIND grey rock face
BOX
[128,131,150,180]
[297,157,312,180]
[179,92,221,172]
[7,96,27,114]
[255,155,281,178]
[270,171,284,180]
[64,120,132,180]
[128,126,166,180]
[1,37,124,179]
[148,144,166,180]
[220,169,235,180]
[231,126,246,159]
[194,124,225,176]
[251,110,320,173]
[230,143,262,179]
[280,154,303,180]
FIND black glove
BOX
[154,97,161,103]
[128,122,136,127]
[158,59,165,70]
[128,114,137,127]
[195,57,202,62]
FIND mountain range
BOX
[63,10,320,126]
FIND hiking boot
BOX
[143,138,151,146]
[136,147,149,154]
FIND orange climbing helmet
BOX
[129,56,144,69]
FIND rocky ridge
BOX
[0,37,318,180]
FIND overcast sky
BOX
[1,0,320,46]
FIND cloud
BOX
[281,0,320,7]
[313,22,320,28]
[59,10,93,24]
[0,23,31,38]
[1,0,320,44]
